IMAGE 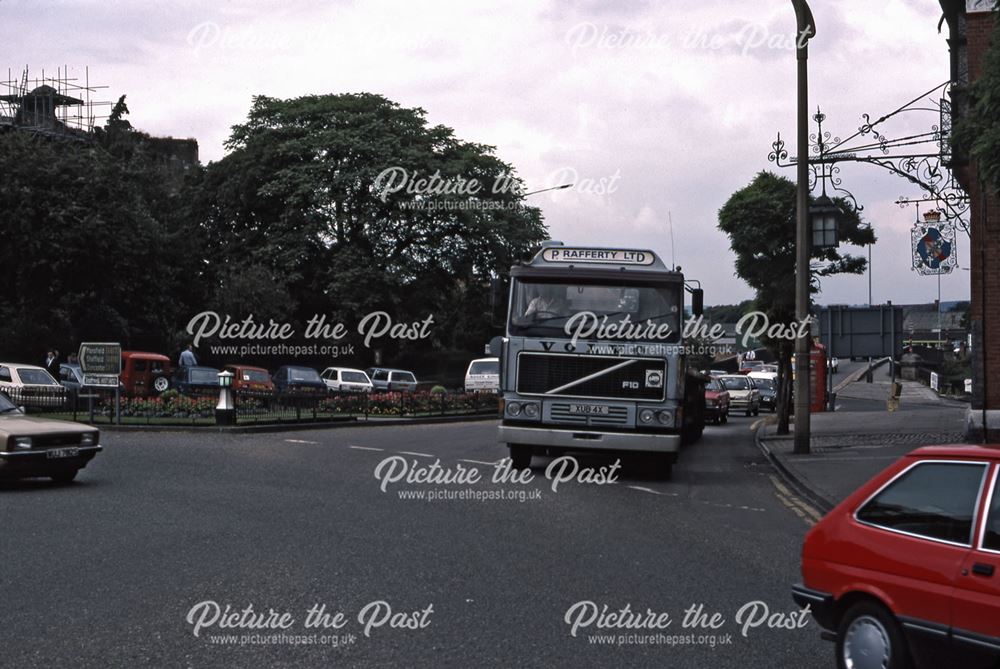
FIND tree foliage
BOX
[0,131,201,358]
[717,171,875,432]
[953,8,1000,192]
[191,93,547,361]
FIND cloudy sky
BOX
[1,0,969,307]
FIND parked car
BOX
[224,364,275,393]
[272,366,327,396]
[464,358,499,393]
[0,363,67,408]
[794,444,1000,669]
[0,391,101,483]
[172,366,221,395]
[739,359,766,374]
[120,351,172,396]
[704,377,730,424]
[58,362,85,395]
[321,367,373,393]
[367,367,418,393]
[747,372,777,413]
[717,374,760,416]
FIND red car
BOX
[223,364,275,392]
[794,445,1000,669]
[704,377,730,424]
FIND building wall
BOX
[951,7,1000,438]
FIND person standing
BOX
[179,344,198,367]
[44,349,60,377]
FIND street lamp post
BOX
[792,0,816,454]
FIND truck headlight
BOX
[639,408,655,424]
[80,433,96,446]
[13,436,32,450]
[522,403,539,418]
[657,410,674,426]
[506,401,522,417]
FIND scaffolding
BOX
[0,65,111,137]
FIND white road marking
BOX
[285,439,318,444]
[627,485,663,495]
[398,451,435,458]
[459,459,501,466]
[349,445,384,452]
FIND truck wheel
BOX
[509,445,532,470]
[836,601,911,669]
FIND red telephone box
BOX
[810,342,828,413]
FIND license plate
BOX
[568,404,610,415]
[46,447,79,459]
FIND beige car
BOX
[0,391,101,483]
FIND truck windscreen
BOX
[508,280,681,343]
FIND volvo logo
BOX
[645,370,663,388]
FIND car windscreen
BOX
[721,377,749,390]
[289,368,321,382]
[469,361,499,375]
[342,372,369,383]
[706,379,722,391]
[242,370,270,383]
[190,369,220,384]
[508,279,682,342]
[17,369,57,385]
[753,378,775,390]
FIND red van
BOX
[120,351,172,396]
[794,445,1000,669]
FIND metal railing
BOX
[1,386,499,426]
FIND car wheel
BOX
[509,444,532,470]
[837,602,912,669]
[152,376,170,393]
[50,469,78,484]
[721,412,728,424]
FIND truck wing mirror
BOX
[691,288,704,317]
[490,277,508,328]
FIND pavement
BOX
[757,364,970,512]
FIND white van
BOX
[321,367,374,393]
[464,358,499,393]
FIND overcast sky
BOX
[1,0,969,307]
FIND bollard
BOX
[215,371,236,426]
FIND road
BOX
[1,414,830,668]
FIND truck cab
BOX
[494,243,705,477]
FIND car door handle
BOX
[972,563,995,577]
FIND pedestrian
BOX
[44,348,60,377]
[179,344,198,367]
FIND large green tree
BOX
[192,93,547,368]
[717,171,875,433]
[0,130,200,360]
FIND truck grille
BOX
[517,353,665,401]
[548,403,631,427]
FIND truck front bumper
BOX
[498,425,680,453]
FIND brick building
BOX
[939,0,1000,438]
